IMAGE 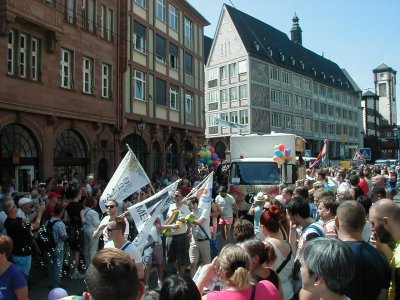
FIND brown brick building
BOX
[0,0,208,192]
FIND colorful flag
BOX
[99,144,150,212]
[128,180,180,264]
[193,172,214,203]
[310,139,329,169]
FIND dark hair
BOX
[159,275,201,300]
[84,197,96,208]
[241,239,276,265]
[285,196,310,218]
[66,188,80,199]
[85,248,140,300]
[295,186,309,199]
[233,218,255,242]
[54,203,64,216]
[356,196,372,215]
[349,174,360,186]
[219,186,228,193]
[319,196,340,216]
[113,217,127,233]
[0,235,13,257]
[371,187,386,199]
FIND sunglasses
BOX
[106,227,119,233]
[105,205,115,209]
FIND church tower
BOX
[290,13,302,46]
[373,64,397,125]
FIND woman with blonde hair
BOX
[195,244,279,300]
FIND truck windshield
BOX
[229,162,280,185]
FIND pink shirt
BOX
[206,280,279,300]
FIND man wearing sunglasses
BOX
[104,217,144,280]
[93,199,129,246]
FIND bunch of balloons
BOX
[198,146,221,171]
[272,144,293,165]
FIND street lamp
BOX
[393,127,400,163]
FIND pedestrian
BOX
[215,186,238,243]
[83,197,100,267]
[83,248,144,300]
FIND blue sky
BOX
[188,0,400,115]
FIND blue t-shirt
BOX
[0,264,27,300]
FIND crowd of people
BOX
[0,162,399,300]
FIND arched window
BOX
[152,141,161,174]
[166,138,178,172]
[121,134,147,168]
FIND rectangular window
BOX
[220,89,228,104]
[184,52,192,74]
[293,75,302,88]
[60,48,74,89]
[209,114,219,127]
[239,84,247,99]
[169,84,179,110]
[271,90,282,104]
[19,33,27,78]
[230,87,237,101]
[156,0,165,22]
[328,105,334,116]
[272,112,282,127]
[336,107,341,118]
[155,34,166,63]
[230,111,238,123]
[220,66,228,81]
[294,95,302,108]
[238,60,247,74]
[295,116,304,130]
[320,103,327,115]
[304,79,311,91]
[240,109,249,125]
[168,4,177,31]
[305,98,312,111]
[220,41,231,56]
[314,120,319,133]
[31,38,39,81]
[207,68,218,88]
[282,71,291,85]
[270,67,280,81]
[135,0,145,7]
[184,17,192,48]
[169,42,178,69]
[379,83,387,97]
[229,63,237,78]
[134,70,146,101]
[185,92,193,123]
[283,93,292,106]
[284,115,293,129]
[101,63,111,98]
[7,30,14,74]
[305,118,312,131]
[82,56,94,94]
[314,101,319,113]
[82,0,96,32]
[133,21,146,53]
[329,123,335,134]
[65,0,76,24]
[156,78,166,106]
[208,91,218,104]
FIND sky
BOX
[187,0,400,116]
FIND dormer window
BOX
[300,60,304,69]
[291,57,295,65]
[254,42,260,51]
[321,72,326,79]
[312,68,317,76]
[267,47,272,57]
[280,52,285,62]
[330,76,335,83]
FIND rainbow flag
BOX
[310,139,328,169]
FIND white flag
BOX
[129,180,180,264]
[99,145,150,212]
[193,172,214,204]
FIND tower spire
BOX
[291,12,302,46]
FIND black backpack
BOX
[36,219,60,253]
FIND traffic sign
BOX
[359,148,371,160]
[352,149,364,161]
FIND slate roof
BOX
[224,4,356,93]
[204,35,213,64]
[373,63,396,74]
[362,90,379,99]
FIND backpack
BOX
[36,219,61,253]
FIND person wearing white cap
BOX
[17,197,45,231]
[249,192,267,240]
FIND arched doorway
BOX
[166,138,178,173]
[54,129,88,183]
[121,134,147,170]
[0,124,39,192]
[152,141,161,175]
[215,141,226,160]
[97,158,108,183]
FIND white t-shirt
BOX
[99,215,130,243]
[104,240,142,264]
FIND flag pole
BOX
[182,171,214,202]
[126,143,156,194]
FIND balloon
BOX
[199,157,206,164]
[209,147,215,153]
[273,155,279,161]
[284,149,291,156]
[211,153,218,160]
[48,288,68,300]
[278,144,285,152]
[277,158,284,165]
[205,151,211,160]
[207,160,213,166]
[274,145,280,149]
[286,155,293,162]
[198,151,205,157]
[274,149,282,157]
[213,160,219,167]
